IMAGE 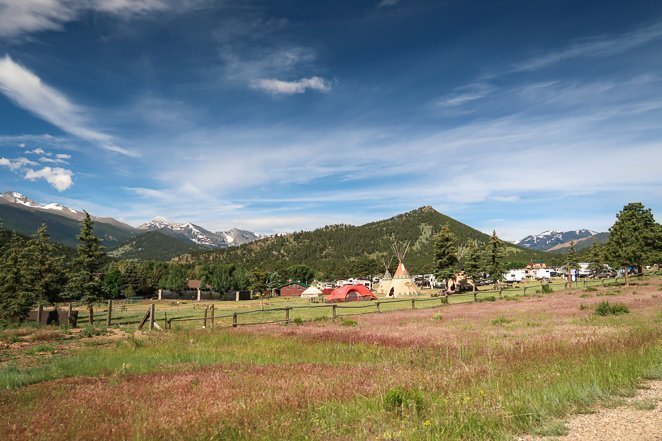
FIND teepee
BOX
[375,257,394,296]
[384,241,420,297]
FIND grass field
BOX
[0,276,659,440]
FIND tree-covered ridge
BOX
[108,231,204,260]
[186,206,555,278]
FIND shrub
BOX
[80,325,108,338]
[313,316,328,322]
[340,318,357,327]
[492,317,513,325]
[432,313,442,321]
[539,284,553,294]
[292,317,304,326]
[383,387,426,416]
[440,296,449,304]
[477,296,496,303]
[584,286,598,292]
[594,301,629,316]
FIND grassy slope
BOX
[0,277,659,440]
[187,206,555,274]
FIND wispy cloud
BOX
[251,76,332,95]
[512,20,662,72]
[0,55,137,156]
[0,0,170,38]
[435,82,495,108]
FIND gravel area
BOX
[520,380,662,441]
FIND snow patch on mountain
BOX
[138,219,259,248]
[517,229,598,251]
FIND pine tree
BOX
[65,212,106,304]
[605,202,661,286]
[586,243,604,275]
[21,224,65,305]
[0,234,35,324]
[565,241,579,288]
[463,239,483,293]
[433,224,459,282]
[485,231,505,285]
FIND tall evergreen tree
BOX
[0,234,35,324]
[65,212,106,304]
[21,224,65,305]
[462,239,483,293]
[485,230,505,285]
[565,241,579,288]
[433,224,459,282]
[586,243,605,274]
[605,202,661,286]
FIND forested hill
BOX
[182,206,554,276]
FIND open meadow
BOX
[0,276,660,440]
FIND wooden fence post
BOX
[411,299,416,310]
[473,291,477,302]
[107,300,112,326]
[164,312,168,330]
[37,304,43,326]
[68,303,74,327]
[88,305,94,325]
[210,305,215,328]
[285,307,290,324]
[203,307,208,328]
[376,301,380,313]
[523,286,528,295]
[232,312,238,327]
[499,289,503,299]
[332,304,337,319]
[149,304,155,331]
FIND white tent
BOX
[301,286,323,298]
[384,241,420,298]
[375,257,393,296]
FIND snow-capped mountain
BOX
[138,218,259,248]
[2,191,81,218]
[517,229,598,251]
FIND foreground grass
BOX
[0,278,660,440]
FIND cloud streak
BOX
[251,76,332,95]
[0,55,137,156]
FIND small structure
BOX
[384,241,420,297]
[278,282,308,297]
[326,284,376,302]
[301,286,323,299]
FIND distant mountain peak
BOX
[138,217,259,248]
[518,229,599,251]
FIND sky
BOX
[0,0,661,241]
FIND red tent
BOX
[325,285,376,302]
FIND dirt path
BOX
[521,380,662,441]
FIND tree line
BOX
[1,202,659,325]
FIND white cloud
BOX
[435,82,495,108]
[377,0,400,8]
[26,147,48,155]
[513,20,662,72]
[24,166,73,191]
[251,76,332,95]
[0,0,170,38]
[0,156,38,170]
[39,156,67,164]
[55,153,71,159]
[0,55,137,156]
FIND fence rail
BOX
[29,275,638,331]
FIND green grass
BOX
[594,301,630,316]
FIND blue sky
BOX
[0,0,661,240]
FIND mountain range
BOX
[0,191,259,252]
[516,229,609,252]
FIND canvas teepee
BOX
[375,256,394,296]
[384,241,420,297]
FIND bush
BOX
[584,286,598,292]
[540,284,553,294]
[492,317,513,325]
[383,387,426,416]
[292,317,304,326]
[477,295,497,303]
[340,318,357,327]
[432,313,442,321]
[594,301,629,316]
[80,325,108,338]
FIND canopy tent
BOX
[325,285,376,303]
[301,286,323,298]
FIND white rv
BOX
[504,269,526,283]
[535,268,552,280]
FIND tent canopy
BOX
[326,285,376,302]
[301,286,323,297]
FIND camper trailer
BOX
[535,268,552,280]
[504,269,526,283]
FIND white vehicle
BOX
[504,269,526,283]
[355,279,372,289]
[578,263,592,277]
[535,269,552,280]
